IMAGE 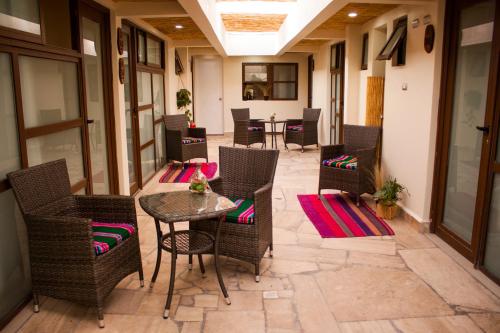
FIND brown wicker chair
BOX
[7,159,143,329]
[190,146,279,282]
[231,108,266,148]
[318,125,381,204]
[285,108,321,152]
[164,114,208,162]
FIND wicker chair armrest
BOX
[249,120,264,128]
[234,120,251,133]
[286,119,303,126]
[208,177,224,195]
[303,120,318,132]
[253,182,273,223]
[24,214,95,260]
[166,129,183,148]
[351,148,376,168]
[250,118,263,122]
[188,127,206,139]
[75,195,138,226]
[320,144,345,161]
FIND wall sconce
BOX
[423,15,432,25]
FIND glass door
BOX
[433,0,498,262]
[330,42,345,144]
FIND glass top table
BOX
[139,191,237,319]
[257,119,287,149]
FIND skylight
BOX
[216,1,295,15]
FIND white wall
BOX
[336,2,445,223]
[177,50,309,133]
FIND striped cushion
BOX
[92,221,135,256]
[248,126,263,131]
[287,125,303,132]
[182,137,206,144]
[322,154,358,170]
[226,198,255,225]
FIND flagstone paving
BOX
[4,135,500,333]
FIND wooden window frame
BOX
[361,33,369,70]
[376,16,407,66]
[242,62,298,101]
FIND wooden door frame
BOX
[307,54,314,108]
[330,42,345,145]
[430,0,500,263]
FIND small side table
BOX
[139,191,237,319]
[259,119,286,149]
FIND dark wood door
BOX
[432,0,499,264]
[330,42,345,145]
[307,54,314,108]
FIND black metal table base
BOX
[150,215,231,318]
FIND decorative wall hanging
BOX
[424,24,435,53]
[117,27,124,55]
[119,58,125,84]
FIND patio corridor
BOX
[4,136,500,333]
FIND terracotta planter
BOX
[376,203,400,220]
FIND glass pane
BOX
[273,83,295,100]
[42,0,72,49]
[123,36,136,185]
[244,65,267,82]
[137,71,152,106]
[379,23,406,59]
[442,0,495,242]
[153,73,164,120]
[0,53,20,179]
[0,0,40,35]
[139,109,153,144]
[483,175,500,279]
[19,56,80,128]
[27,127,85,185]
[155,123,166,169]
[273,64,295,81]
[335,74,341,144]
[147,37,161,65]
[138,32,146,64]
[83,17,109,194]
[0,190,31,320]
[141,145,155,182]
[331,46,337,69]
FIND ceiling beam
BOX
[115,1,188,17]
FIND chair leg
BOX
[255,264,260,282]
[188,254,193,270]
[138,264,145,287]
[357,195,360,207]
[198,254,206,277]
[33,294,40,313]
[97,307,105,328]
[269,243,273,258]
[301,145,304,153]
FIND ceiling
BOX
[222,14,287,32]
[144,17,207,41]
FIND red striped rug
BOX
[159,162,217,183]
[297,194,394,238]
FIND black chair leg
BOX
[255,264,260,282]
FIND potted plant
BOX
[177,88,192,125]
[374,177,407,220]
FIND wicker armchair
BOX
[231,108,266,148]
[285,108,321,152]
[7,160,143,329]
[318,125,381,204]
[190,146,279,282]
[164,114,208,162]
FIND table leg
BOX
[150,218,163,288]
[163,222,177,319]
[198,254,206,276]
[214,215,231,305]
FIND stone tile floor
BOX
[4,135,500,333]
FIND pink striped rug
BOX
[297,193,394,238]
[159,162,217,183]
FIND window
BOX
[361,33,369,70]
[377,16,407,66]
[0,0,41,35]
[242,63,298,101]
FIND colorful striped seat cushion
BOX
[92,221,135,256]
[182,137,206,144]
[287,125,303,132]
[322,154,358,170]
[226,198,255,225]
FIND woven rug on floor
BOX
[297,193,395,238]
[159,162,217,183]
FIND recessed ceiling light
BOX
[175,24,184,29]
[348,12,358,18]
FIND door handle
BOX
[476,126,489,133]
[87,119,95,124]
